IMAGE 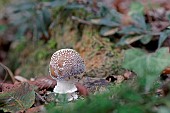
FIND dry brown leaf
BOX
[0,83,15,92]
[162,67,170,74]
[112,0,130,14]
[76,83,89,96]
[30,76,57,90]
[25,105,45,113]
[123,71,134,80]
[156,85,169,97]
[114,75,125,84]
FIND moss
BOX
[7,39,57,79]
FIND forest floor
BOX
[0,0,170,113]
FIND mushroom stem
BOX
[53,79,78,101]
[54,80,77,93]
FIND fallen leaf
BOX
[14,75,28,82]
[25,105,44,113]
[162,67,170,74]
[0,82,35,112]
[156,84,170,97]
[30,76,57,90]
[75,83,89,96]
[100,27,118,36]
[123,71,135,80]
[114,75,125,83]
[0,83,15,92]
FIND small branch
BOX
[0,63,15,83]
[71,16,92,25]
[35,92,47,104]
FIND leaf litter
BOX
[0,0,170,113]
[0,82,35,113]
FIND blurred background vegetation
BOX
[0,0,170,113]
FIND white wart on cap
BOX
[49,49,85,99]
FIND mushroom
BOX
[49,49,85,101]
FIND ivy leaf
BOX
[140,35,152,44]
[117,35,143,46]
[158,30,170,48]
[123,48,170,91]
[129,2,144,15]
[0,82,35,112]
[123,47,170,77]
[119,25,143,35]
[131,13,147,30]
[49,0,68,8]
[90,18,120,27]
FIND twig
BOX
[71,16,92,25]
[35,92,47,104]
[0,62,15,83]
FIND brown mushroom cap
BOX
[49,49,85,80]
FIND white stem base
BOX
[54,80,77,94]
[67,92,78,101]
[53,80,78,101]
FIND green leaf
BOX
[129,2,144,15]
[131,13,147,30]
[16,24,28,39]
[42,7,51,27]
[158,30,170,48]
[129,2,146,30]
[0,25,7,32]
[123,47,170,77]
[123,48,170,91]
[117,35,143,46]
[140,35,152,44]
[0,82,35,112]
[117,104,144,113]
[119,25,143,34]
[109,9,121,23]
[66,3,85,9]
[158,107,170,113]
[90,18,120,27]
[11,2,35,13]
[50,0,67,8]
[167,14,170,21]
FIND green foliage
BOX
[2,1,170,112]
[158,29,170,48]
[123,47,170,77]
[7,38,57,78]
[5,0,53,39]
[46,93,114,113]
[47,38,57,49]
[123,47,170,91]
[0,25,7,33]
[45,79,170,113]
[0,0,9,9]
[118,12,153,46]
[2,0,169,49]
[91,9,121,27]
[129,2,144,15]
